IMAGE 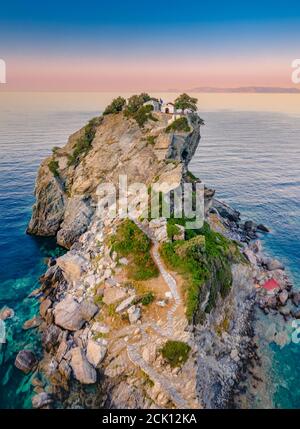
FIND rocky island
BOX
[18,94,297,409]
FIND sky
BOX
[1,0,300,91]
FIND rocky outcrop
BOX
[24,104,293,411]
[15,350,37,374]
[53,295,98,331]
[165,113,203,167]
[26,111,206,248]
[70,347,97,384]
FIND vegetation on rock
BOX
[103,96,126,115]
[161,340,191,367]
[166,222,181,240]
[111,219,159,280]
[165,117,191,133]
[68,117,102,167]
[160,221,242,322]
[124,93,157,127]
[174,93,198,112]
[141,291,155,306]
[48,159,60,177]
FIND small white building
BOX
[143,99,161,112]
[161,102,176,114]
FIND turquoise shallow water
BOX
[0,105,99,408]
[0,96,299,408]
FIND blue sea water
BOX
[190,110,300,408]
[0,94,299,408]
[0,103,99,408]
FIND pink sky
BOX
[1,54,295,91]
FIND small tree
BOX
[174,93,198,112]
[103,96,126,115]
[125,93,151,114]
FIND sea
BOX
[0,92,299,408]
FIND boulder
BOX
[103,287,127,305]
[279,306,290,317]
[257,224,269,233]
[58,359,71,380]
[91,322,110,335]
[56,340,69,363]
[243,249,257,265]
[115,295,136,313]
[56,196,94,248]
[80,299,99,321]
[248,240,263,254]
[15,350,37,374]
[128,306,141,324]
[263,257,284,271]
[142,344,157,364]
[292,292,300,307]
[292,309,300,319]
[32,392,53,409]
[278,290,289,306]
[42,324,61,352]
[119,257,129,265]
[86,339,107,368]
[22,316,42,330]
[0,307,14,321]
[149,218,168,242]
[54,295,82,330]
[70,347,97,384]
[40,298,52,318]
[56,252,89,284]
[265,296,278,309]
[230,349,239,361]
[244,220,257,232]
[212,199,240,223]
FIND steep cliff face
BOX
[27,112,206,248]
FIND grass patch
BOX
[111,219,159,281]
[161,340,191,368]
[160,221,242,322]
[68,117,102,166]
[93,295,103,307]
[165,117,191,133]
[48,159,60,177]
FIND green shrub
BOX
[125,93,151,114]
[124,93,157,128]
[48,159,59,177]
[141,292,155,305]
[111,219,159,280]
[160,222,241,322]
[161,340,191,367]
[146,135,157,145]
[165,117,191,133]
[52,146,60,154]
[68,117,102,166]
[174,93,198,112]
[166,221,181,240]
[103,96,126,115]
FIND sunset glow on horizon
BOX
[1,1,300,91]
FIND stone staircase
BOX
[127,344,188,409]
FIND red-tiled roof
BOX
[263,278,279,291]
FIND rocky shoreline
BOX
[6,99,297,409]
